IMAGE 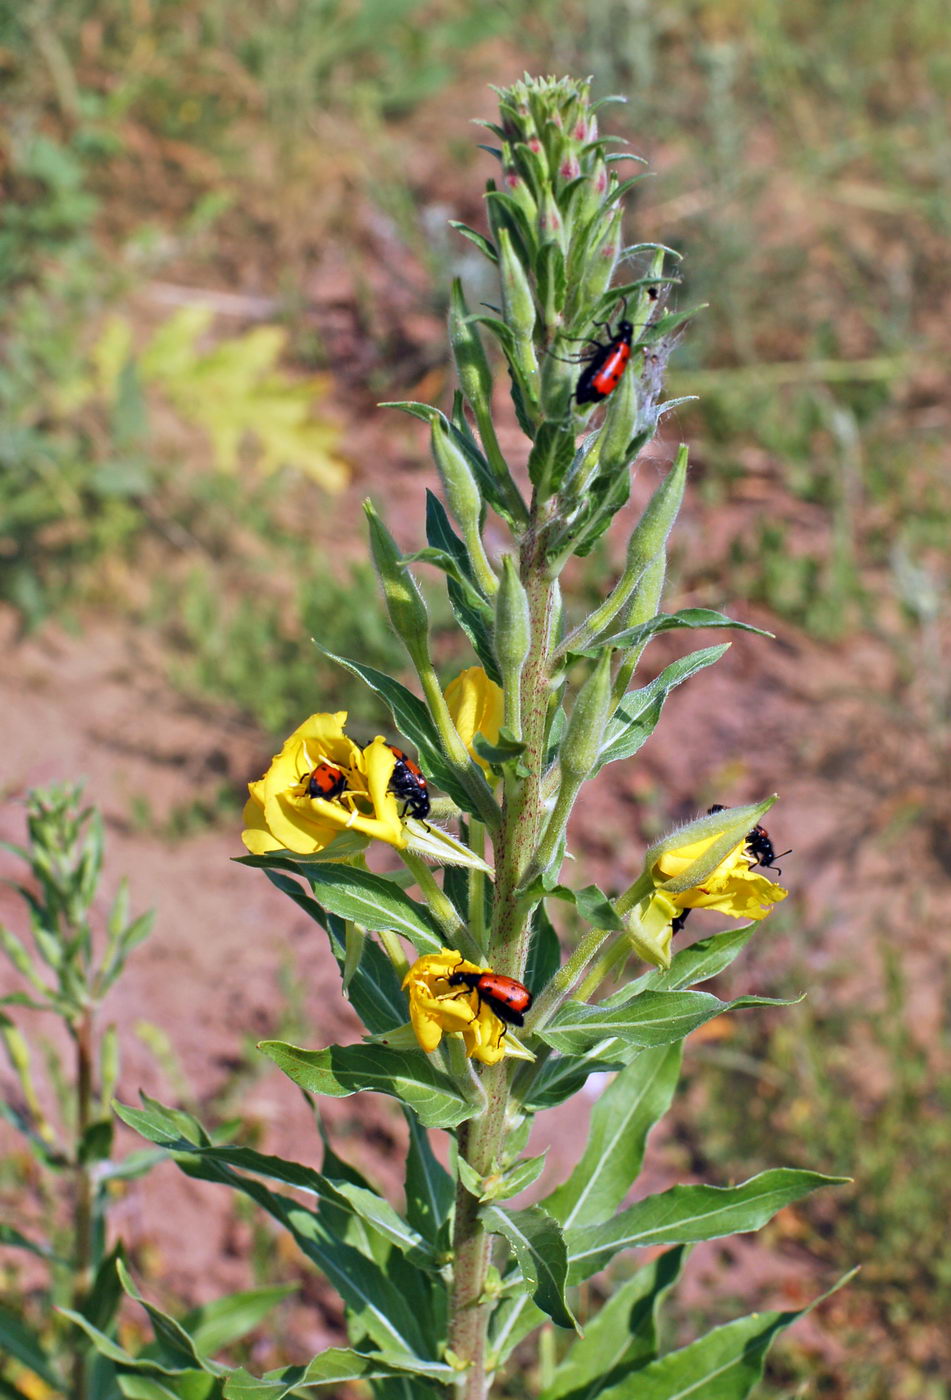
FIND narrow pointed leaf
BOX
[572,610,771,659]
[536,990,794,1056]
[593,1272,856,1400]
[594,647,729,773]
[564,1170,848,1282]
[404,1111,454,1246]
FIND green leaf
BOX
[259,1041,472,1130]
[482,1206,577,1331]
[563,1170,848,1283]
[536,990,794,1057]
[117,1373,219,1400]
[547,883,623,931]
[82,1241,126,1331]
[525,903,562,998]
[447,575,503,686]
[424,491,481,593]
[241,862,442,955]
[539,1246,687,1399]
[313,649,474,813]
[184,1287,295,1356]
[0,1304,64,1389]
[448,221,498,262]
[261,871,407,1033]
[543,1043,682,1229]
[520,1050,627,1113]
[0,1224,57,1261]
[115,1101,439,1364]
[59,1308,203,1382]
[223,1351,416,1400]
[472,730,526,767]
[593,1272,856,1400]
[593,647,729,773]
[488,1292,546,1365]
[479,1152,548,1203]
[574,609,772,658]
[526,420,576,494]
[622,926,759,997]
[404,1111,454,1247]
[116,1261,226,1374]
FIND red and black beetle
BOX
[386,744,431,821]
[708,804,791,877]
[574,316,635,405]
[307,761,348,800]
[447,967,533,1027]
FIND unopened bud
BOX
[431,417,483,538]
[498,227,537,344]
[561,649,613,782]
[625,444,687,582]
[593,361,639,476]
[449,279,494,417]
[364,500,430,668]
[495,554,531,685]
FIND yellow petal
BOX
[445,667,504,773]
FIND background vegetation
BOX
[2,2,949,1396]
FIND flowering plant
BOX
[105,75,847,1400]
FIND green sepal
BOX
[536,241,567,329]
[481,1205,578,1332]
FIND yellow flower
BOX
[402,948,511,1067]
[445,667,504,775]
[241,713,407,856]
[654,833,787,922]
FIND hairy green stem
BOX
[449,531,557,1399]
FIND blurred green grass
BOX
[2,3,950,1395]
